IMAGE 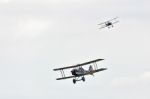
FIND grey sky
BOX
[0,0,150,99]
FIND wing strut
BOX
[93,62,98,70]
[60,69,65,77]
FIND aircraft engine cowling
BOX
[71,69,77,76]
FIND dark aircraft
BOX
[53,59,107,84]
[98,17,119,29]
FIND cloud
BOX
[0,0,11,4]
[111,71,150,88]
[16,18,49,38]
[140,72,150,82]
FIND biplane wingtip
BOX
[98,58,104,61]
[53,68,58,71]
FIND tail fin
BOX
[89,65,94,76]
[89,65,93,71]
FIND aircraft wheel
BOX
[82,77,85,82]
[73,79,76,84]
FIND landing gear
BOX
[73,79,76,84]
[82,77,85,82]
[73,77,85,84]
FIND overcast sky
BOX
[0,0,150,99]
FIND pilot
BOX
[79,67,84,72]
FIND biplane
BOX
[98,17,119,29]
[53,59,107,84]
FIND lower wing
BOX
[56,75,75,80]
[84,68,107,75]
[56,68,107,80]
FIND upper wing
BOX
[98,17,118,25]
[108,17,118,22]
[112,20,119,24]
[98,22,105,25]
[53,58,104,71]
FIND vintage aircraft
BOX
[98,17,119,29]
[53,59,107,84]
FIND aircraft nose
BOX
[71,69,76,75]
